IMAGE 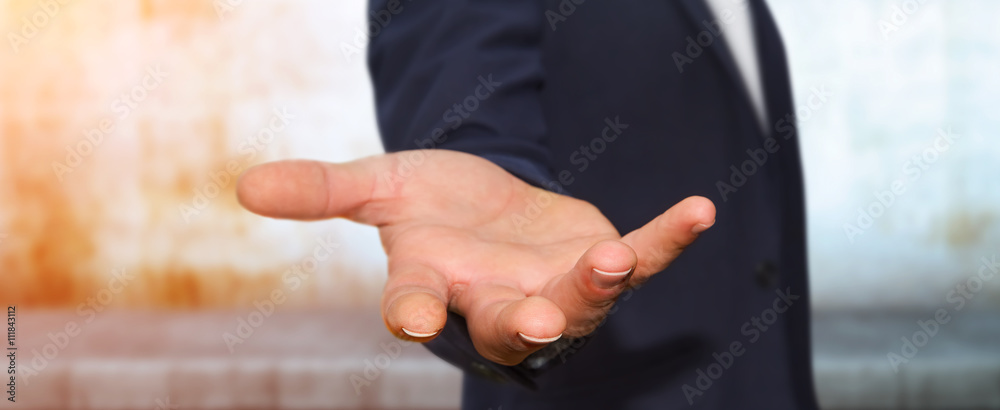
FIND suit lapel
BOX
[676,0,748,102]
[750,0,791,135]
[677,0,768,138]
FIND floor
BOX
[8,309,1000,409]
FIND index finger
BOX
[620,196,716,282]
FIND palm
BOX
[237,150,715,365]
[380,154,620,338]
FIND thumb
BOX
[236,156,393,224]
[620,196,716,282]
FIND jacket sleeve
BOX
[366,0,583,389]
[366,0,563,192]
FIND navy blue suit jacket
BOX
[367,0,817,408]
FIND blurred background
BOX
[0,0,997,409]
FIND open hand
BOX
[237,150,715,365]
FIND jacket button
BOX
[755,260,778,288]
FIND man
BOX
[237,0,817,408]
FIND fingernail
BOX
[402,327,438,338]
[691,220,715,234]
[592,267,633,289]
[518,332,562,344]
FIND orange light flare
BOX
[0,0,380,308]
